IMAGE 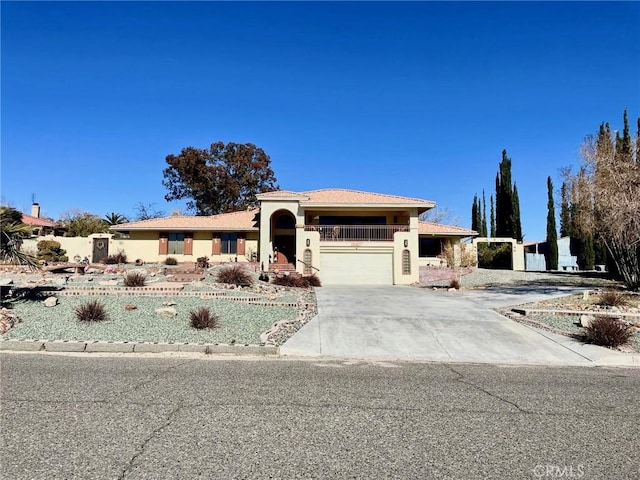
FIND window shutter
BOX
[159,233,168,255]
[237,234,245,255]
[212,235,221,255]
[184,233,193,255]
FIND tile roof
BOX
[111,209,260,231]
[21,213,56,227]
[259,188,435,207]
[419,221,478,237]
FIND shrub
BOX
[196,256,210,269]
[449,278,461,290]
[272,274,317,288]
[75,299,108,322]
[165,257,178,266]
[216,265,253,285]
[597,290,629,308]
[103,251,127,265]
[36,240,68,263]
[123,271,147,287]
[190,307,219,330]
[583,316,634,348]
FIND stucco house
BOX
[110,189,477,285]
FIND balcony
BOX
[304,225,408,242]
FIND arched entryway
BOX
[271,210,296,264]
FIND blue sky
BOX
[2,1,638,240]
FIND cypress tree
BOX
[546,176,558,270]
[559,182,571,237]
[495,150,515,238]
[481,190,488,237]
[513,183,522,241]
[490,195,496,237]
[471,195,478,232]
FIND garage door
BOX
[319,252,393,285]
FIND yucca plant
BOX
[216,265,253,285]
[190,307,219,330]
[123,271,147,287]
[75,299,108,322]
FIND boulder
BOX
[155,307,177,318]
[124,304,137,311]
[580,314,596,328]
[43,297,58,307]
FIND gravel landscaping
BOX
[0,264,317,346]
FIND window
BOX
[303,249,312,275]
[419,238,443,257]
[168,233,185,254]
[221,233,238,254]
[402,250,411,275]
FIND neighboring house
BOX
[418,222,478,268]
[109,188,477,285]
[21,203,61,236]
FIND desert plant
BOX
[449,278,461,289]
[272,274,311,288]
[196,256,210,269]
[216,265,253,285]
[597,290,629,308]
[103,250,127,265]
[123,271,147,287]
[190,307,219,330]
[36,240,68,263]
[164,257,178,266]
[583,316,634,348]
[75,299,108,322]
[306,274,322,287]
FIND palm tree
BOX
[103,212,129,226]
[0,207,38,269]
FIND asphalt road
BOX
[1,353,639,480]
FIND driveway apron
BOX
[280,286,599,365]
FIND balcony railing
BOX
[304,225,408,242]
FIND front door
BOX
[92,238,109,263]
[273,235,295,264]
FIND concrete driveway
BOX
[280,286,635,366]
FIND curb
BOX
[0,338,278,356]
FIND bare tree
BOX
[564,113,639,290]
[419,206,462,226]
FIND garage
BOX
[319,251,394,285]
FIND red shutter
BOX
[184,233,193,255]
[237,234,245,255]
[212,235,221,255]
[159,233,168,255]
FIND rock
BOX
[448,288,457,292]
[43,297,58,307]
[68,275,90,283]
[162,301,176,306]
[104,265,117,274]
[580,314,596,328]
[124,304,137,311]
[99,280,119,286]
[155,307,177,317]
[85,268,101,274]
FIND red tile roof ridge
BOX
[300,188,433,204]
